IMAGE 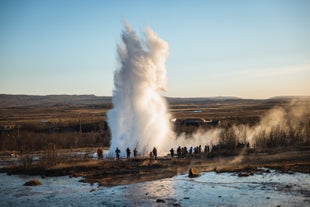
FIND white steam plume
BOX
[245,99,310,147]
[108,22,174,156]
[172,99,310,153]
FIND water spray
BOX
[108,22,174,156]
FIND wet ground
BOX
[1,168,309,207]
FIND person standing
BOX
[152,147,158,159]
[170,148,174,158]
[177,146,181,158]
[97,147,103,160]
[126,147,131,159]
[115,147,121,160]
[134,148,137,157]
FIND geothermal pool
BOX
[0,169,309,207]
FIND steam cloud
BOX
[107,23,309,158]
[244,100,310,147]
[175,100,310,150]
[108,23,174,156]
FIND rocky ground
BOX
[1,148,309,186]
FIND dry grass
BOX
[1,96,310,186]
[2,148,309,186]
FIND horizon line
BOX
[1,93,310,100]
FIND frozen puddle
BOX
[0,169,309,206]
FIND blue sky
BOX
[1,0,309,99]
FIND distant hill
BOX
[269,96,310,100]
[0,94,111,108]
[166,96,243,104]
[0,94,308,108]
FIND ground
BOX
[1,147,309,186]
[0,95,309,186]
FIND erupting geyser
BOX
[108,22,174,156]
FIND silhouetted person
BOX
[189,146,193,154]
[126,147,131,159]
[170,148,174,158]
[97,147,103,160]
[134,148,137,157]
[177,146,181,158]
[184,146,188,157]
[115,147,121,160]
[152,147,158,159]
[194,146,198,154]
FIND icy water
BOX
[0,169,309,207]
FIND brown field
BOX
[1,147,309,186]
[0,95,309,186]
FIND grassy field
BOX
[1,147,309,186]
[0,95,309,150]
[0,95,309,186]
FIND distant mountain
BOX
[166,96,248,104]
[0,94,111,108]
[207,96,242,100]
[0,94,308,108]
[269,96,310,100]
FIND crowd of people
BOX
[114,147,140,159]
[96,145,212,160]
[96,146,144,160]
[114,147,158,160]
[171,145,210,158]
[97,142,250,160]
